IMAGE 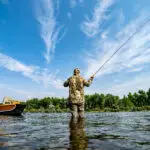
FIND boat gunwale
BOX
[0,104,16,112]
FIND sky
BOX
[0,0,150,101]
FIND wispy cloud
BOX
[81,0,115,37]
[0,53,35,75]
[0,53,63,89]
[0,84,55,101]
[70,0,76,8]
[101,29,109,39]
[84,12,150,78]
[67,12,72,20]
[35,0,64,63]
[70,0,84,8]
[107,75,150,97]
[85,73,150,97]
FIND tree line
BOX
[23,88,150,112]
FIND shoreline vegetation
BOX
[22,89,150,113]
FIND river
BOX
[0,112,150,150]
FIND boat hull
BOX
[0,104,26,116]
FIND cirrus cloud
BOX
[0,52,63,89]
[81,0,115,37]
[35,0,65,63]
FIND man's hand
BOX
[90,75,94,80]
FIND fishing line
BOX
[92,18,150,77]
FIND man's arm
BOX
[83,76,94,87]
[64,78,69,87]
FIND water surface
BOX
[0,112,150,150]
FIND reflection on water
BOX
[0,112,150,150]
[69,116,87,150]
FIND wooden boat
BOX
[0,97,26,115]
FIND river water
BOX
[0,112,150,150]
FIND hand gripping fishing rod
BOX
[91,18,150,78]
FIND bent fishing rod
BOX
[91,18,150,78]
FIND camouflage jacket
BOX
[64,75,93,104]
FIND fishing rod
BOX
[92,18,150,78]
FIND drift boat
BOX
[0,97,26,115]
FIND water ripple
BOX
[0,112,150,150]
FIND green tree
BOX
[26,98,40,110]
[147,88,150,105]
[104,94,119,109]
[137,90,147,106]
[98,94,105,109]
[120,96,133,109]
[85,95,91,110]
[24,88,150,112]
[39,97,50,109]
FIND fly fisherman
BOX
[64,68,94,118]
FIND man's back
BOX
[67,75,85,104]
[64,68,94,118]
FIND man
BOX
[64,68,94,118]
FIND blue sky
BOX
[0,0,150,101]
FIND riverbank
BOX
[24,106,150,113]
[22,89,150,113]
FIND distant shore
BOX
[22,88,150,113]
